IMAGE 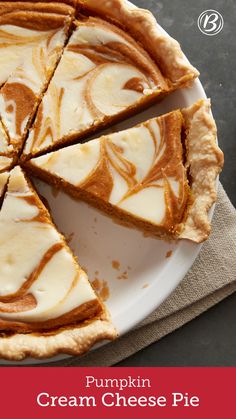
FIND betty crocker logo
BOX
[197,10,224,36]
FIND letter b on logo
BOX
[198,10,224,36]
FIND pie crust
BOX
[180,100,224,242]
[0,316,116,360]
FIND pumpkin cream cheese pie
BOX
[0,1,224,362]
[0,1,74,155]
[0,166,116,360]
[23,0,199,158]
[27,100,224,243]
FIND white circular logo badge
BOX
[197,10,224,36]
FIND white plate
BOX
[0,2,210,364]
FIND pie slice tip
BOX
[0,165,116,361]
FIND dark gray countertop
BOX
[117,0,236,366]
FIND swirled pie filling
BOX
[0,166,109,335]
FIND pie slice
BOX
[23,0,199,159]
[0,166,116,361]
[0,2,74,155]
[26,100,224,243]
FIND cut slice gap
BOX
[22,6,199,159]
[0,119,15,172]
[0,166,116,360]
[0,5,75,157]
[0,117,11,151]
[0,171,9,210]
[18,13,78,157]
[26,99,224,243]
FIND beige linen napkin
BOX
[46,183,236,366]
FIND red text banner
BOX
[0,367,234,418]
